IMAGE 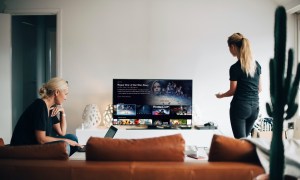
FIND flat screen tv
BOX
[112,79,192,127]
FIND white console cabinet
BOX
[76,126,221,147]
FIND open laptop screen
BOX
[104,125,118,138]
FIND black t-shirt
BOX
[10,99,60,145]
[229,60,261,101]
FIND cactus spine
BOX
[266,6,300,180]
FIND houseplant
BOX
[266,6,300,180]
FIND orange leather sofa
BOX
[0,134,264,180]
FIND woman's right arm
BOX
[216,81,237,98]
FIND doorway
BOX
[11,15,57,129]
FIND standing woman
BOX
[10,77,80,156]
[216,33,262,138]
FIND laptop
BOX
[77,125,118,152]
[103,125,118,138]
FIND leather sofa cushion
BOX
[0,138,4,146]
[208,134,260,164]
[86,133,185,161]
[0,141,69,160]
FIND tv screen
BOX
[112,79,192,126]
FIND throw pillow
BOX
[208,134,260,164]
[86,133,185,161]
[0,141,69,160]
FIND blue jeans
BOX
[230,100,259,139]
[51,134,78,156]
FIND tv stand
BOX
[76,125,221,147]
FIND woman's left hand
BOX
[50,105,64,117]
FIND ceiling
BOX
[273,0,300,13]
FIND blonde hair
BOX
[39,77,68,99]
[227,33,256,77]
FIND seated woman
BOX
[10,77,80,156]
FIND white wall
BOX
[3,0,299,137]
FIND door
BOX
[11,15,57,129]
[0,9,60,142]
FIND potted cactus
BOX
[266,6,300,180]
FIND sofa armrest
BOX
[0,138,4,147]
